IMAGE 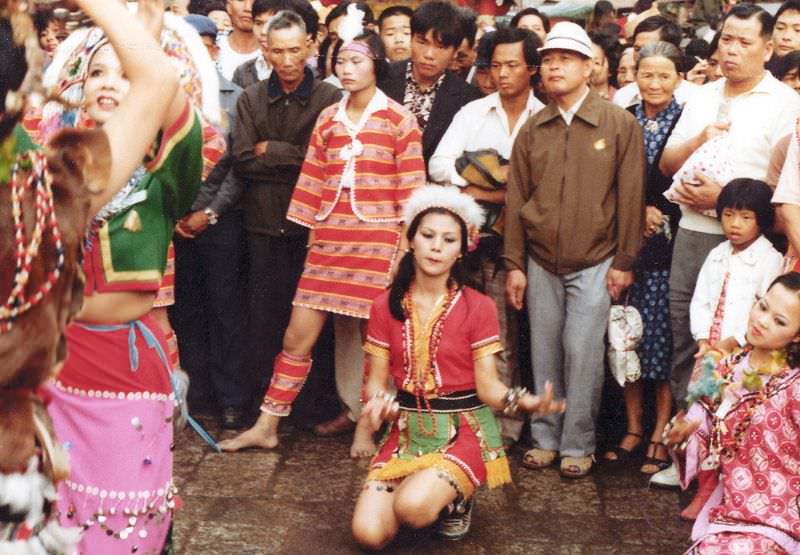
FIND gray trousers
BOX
[668,228,725,410]
[527,256,613,457]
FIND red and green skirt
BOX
[367,402,511,496]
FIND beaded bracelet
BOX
[502,386,528,416]
[369,391,396,404]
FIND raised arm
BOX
[76,0,181,215]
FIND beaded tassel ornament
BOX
[0,151,64,333]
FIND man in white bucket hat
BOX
[504,21,646,479]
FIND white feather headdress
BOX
[337,3,365,44]
[403,185,485,250]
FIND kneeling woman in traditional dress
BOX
[351,187,566,548]
[665,271,800,555]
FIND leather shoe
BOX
[220,406,246,430]
[312,410,355,437]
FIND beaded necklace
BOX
[1,150,64,333]
[707,347,794,468]
[401,281,460,437]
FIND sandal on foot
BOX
[602,431,643,462]
[640,442,671,475]
[560,456,593,478]
[521,448,557,470]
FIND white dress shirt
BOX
[558,86,589,126]
[216,34,260,81]
[690,235,782,346]
[429,90,545,187]
[774,131,800,206]
[255,55,271,81]
[613,79,701,109]
[666,73,800,234]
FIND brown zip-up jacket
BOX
[503,91,645,275]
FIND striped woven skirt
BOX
[293,190,402,319]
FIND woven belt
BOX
[397,390,485,413]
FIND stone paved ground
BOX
[173,419,694,555]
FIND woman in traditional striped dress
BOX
[220,29,425,452]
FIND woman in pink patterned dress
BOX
[665,272,800,554]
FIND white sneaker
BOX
[649,462,680,488]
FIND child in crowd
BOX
[33,9,63,61]
[665,272,800,554]
[682,178,782,521]
[378,5,413,62]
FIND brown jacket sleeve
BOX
[502,120,534,273]
[612,116,645,271]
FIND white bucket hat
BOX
[539,21,594,59]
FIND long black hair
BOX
[388,208,474,321]
[766,272,800,368]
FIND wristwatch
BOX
[203,208,219,226]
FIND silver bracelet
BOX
[502,386,528,416]
[369,391,396,404]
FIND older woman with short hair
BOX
[603,41,683,475]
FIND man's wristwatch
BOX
[203,208,219,225]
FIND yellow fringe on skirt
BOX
[368,452,512,493]
[485,457,512,489]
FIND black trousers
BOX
[171,211,249,409]
[245,231,336,426]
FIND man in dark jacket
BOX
[378,0,481,163]
[232,10,341,415]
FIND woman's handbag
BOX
[607,302,644,387]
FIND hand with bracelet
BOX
[361,390,400,430]
[503,381,566,417]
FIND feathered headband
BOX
[403,185,485,251]
[337,3,373,59]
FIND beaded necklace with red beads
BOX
[401,281,460,437]
[0,150,64,333]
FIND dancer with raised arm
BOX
[0,0,192,552]
[38,1,205,553]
